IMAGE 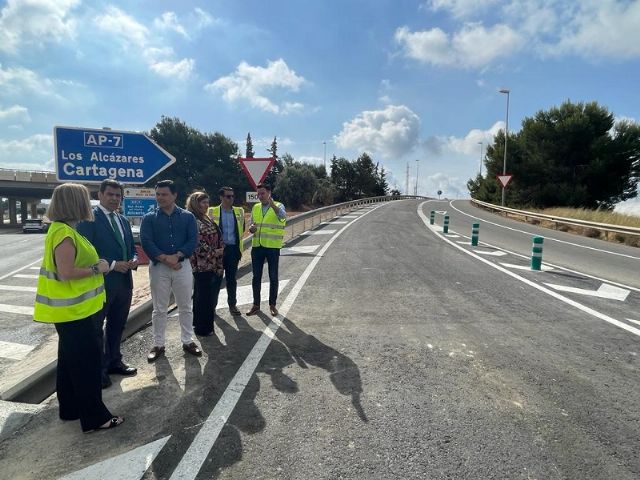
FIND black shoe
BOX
[101,374,112,389]
[147,346,165,363]
[229,306,241,316]
[182,342,202,357]
[107,363,137,376]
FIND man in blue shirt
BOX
[140,180,201,362]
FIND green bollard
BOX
[430,211,435,225]
[443,214,450,234]
[471,222,479,246]
[531,236,544,270]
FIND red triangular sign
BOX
[497,174,513,188]
[239,157,275,190]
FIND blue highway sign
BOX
[122,198,157,217]
[54,126,176,184]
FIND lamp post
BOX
[322,141,327,171]
[415,159,419,196]
[499,88,510,206]
[477,141,483,177]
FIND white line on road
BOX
[0,304,34,315]
[0,285,37,292]
[323,221,348,224]
[544,282,630,302]
[13,274,38,279]
[475,250,508,257]
[500,262,554,271]
[281,245,320,255]
[0,258,42,282]
[0,340,35,360]
[628,319,640,326]
[301,230,337,235]
[419,202,640,338]
[168,204,382,480]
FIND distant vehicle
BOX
[22,218,48,233]
[131,224,140,243]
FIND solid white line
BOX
[169,204,384,480]
[0,304,34,315]
[301,230,337,235]
[323,221,348,224]
[418,202,640,338]
[13,274,38,279]
[500,262,554,271]
[449,200,640,261]
[281,245,320,255]
[475,250,507,257]
[0,258,42,282]
[0,285,37,292]
[628,319,640,326]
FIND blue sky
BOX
[1,0,640,214]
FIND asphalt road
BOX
[0,200,638,479]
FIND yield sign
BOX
[497,174,513,188]
[239,157,275,189]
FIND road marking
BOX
[13,274,38,279]
[281,245,320,255]
[455,241,468,245]
[0,304,33,315]
[340,215,358,218]
[544,283,630,302]
[301,230,337,235]
[475,250,507,257]
[628,319,640,326]
[323,221,348,224]
[216,280,289,309]
[0,285,37,292]
[449,200,640,261]
[419,202,640,338]
[500,262,554,271]
[0,400,45,441]
[28,267,39,270]
[0,258,42,282]
[169,204,382,480]
[444,234,460,238]
[59,436,171,480]
[0,340,35,360]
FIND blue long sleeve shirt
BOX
[140,206,197,263]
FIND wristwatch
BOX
[90,263,100,275]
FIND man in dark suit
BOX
[78,179,138,388]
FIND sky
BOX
[1,0,640,215]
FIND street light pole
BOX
[477,141,483,177]
[415,159,419,196]
[499,88,510,206]
[322,141,327,171]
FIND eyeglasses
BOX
[224,195,234,198]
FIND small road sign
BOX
[54,126,175,184]
[497,174,513,188]
[238,157,274,189]
[246,191,259,203]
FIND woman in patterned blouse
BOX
[186,191,224,337]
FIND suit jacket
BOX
[77,207,136,291]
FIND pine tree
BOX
[245,132,254,158]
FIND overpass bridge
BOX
[0,168,98,226]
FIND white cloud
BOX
[335,105,421,158]
[93,6,195,80]
[194,7,214,28]
[0,105,30,123]
[0,63,70,100]
[426,0,500,18]
[149,58,195,81]
[425,121,504,156]
[154,11,188,38]
[0,0,80,54]
[395,23,524,68]
[423,172,468,198]
[0,134,54,170]
[206,59,306,114]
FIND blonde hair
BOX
[47,183,94,223]
[185,191,209,221]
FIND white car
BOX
[22,218,48,233]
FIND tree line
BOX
[468,101,640,209]
[147,117,389,209]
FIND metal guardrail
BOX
[471,198,640,237]
[0,168,58,183]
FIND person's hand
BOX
[127,259,139,269]
[164,254,179,267]
[249,224,257,233]
[96,259,110,274]
[113,261,129,273]
[172,262,182,271]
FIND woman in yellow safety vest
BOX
[34,183,124,432]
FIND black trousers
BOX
[193,271,222,336]
[54,312,113,432]
[99,286,133,370]
[251,246,280,306]
[222,244,241,307]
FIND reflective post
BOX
[430,210,435,225]
[471,223,479,246]
[443,214,450,234]
[531,236,544,270]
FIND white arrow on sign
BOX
[543,282,630,302]
[59,436,170,480]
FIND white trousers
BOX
[149,262,194,347]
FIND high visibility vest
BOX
[34,222,106,323]
[251,202,286,249]
[208,205,246,252]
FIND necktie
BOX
[109,212,128,261]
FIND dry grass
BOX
[532,207,640,228]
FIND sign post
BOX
[54,126,175,184]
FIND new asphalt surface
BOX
[0,199,638,479]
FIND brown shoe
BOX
[229,306,241,316]
[269,305,279,316]
[147,346,165,363]
[182,342,202,357]
[246,305,261,316]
